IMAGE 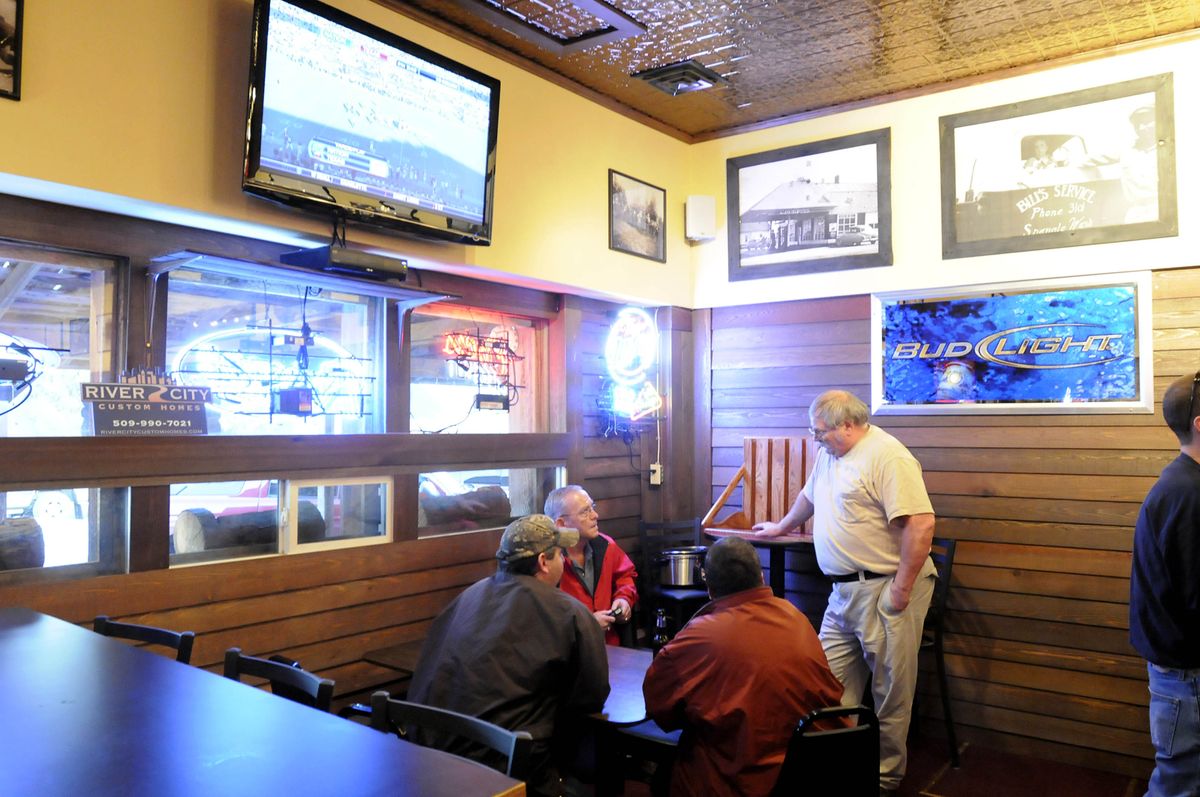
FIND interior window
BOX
[0,246,116,437]
[0,486,127,575]
[163,261,386,435]
[409,304,544,434]
[169,476,393,566]
[169,480,283,564]
[0,243,125,577]
[417,466,562,538]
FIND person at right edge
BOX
[753,389,937,795]
[1130,372,1200,797]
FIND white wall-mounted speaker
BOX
[685,195,716,242]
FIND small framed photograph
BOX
[609,170,666,263]
[871,272,1153,415]
[726,128,892,281]
[0,0,21,101]
[941,73,1176,258]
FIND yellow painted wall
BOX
[0,0,693,306]
[688,36,1200,307]
[1,2,1196,310]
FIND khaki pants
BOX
[819,558,936,791]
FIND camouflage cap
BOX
[496,514,579,562]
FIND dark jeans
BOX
[1146,662,1200,797]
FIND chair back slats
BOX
[93,615,195,664]
[744,436,806,527]
[638,518,701,562]
[222,647,334,712]
[772,704,880,796]
[369,691,532,778]
[705,437,806,530]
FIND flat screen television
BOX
[243,0,500,246]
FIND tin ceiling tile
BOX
[382,0,1200,138]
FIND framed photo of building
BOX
[726,129,892,281]
[609,170,666,263]
[871,272,1153,415]
[941,74,1176,259]
[0,0,21,101]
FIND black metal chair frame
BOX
[611,718,681,797]
[93,615,195,664]
[637,518,709,642]
[918,536,960,767]
[367,690,532,779]
[772,704,880,797]
[222,647,334,712]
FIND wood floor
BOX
[622,731,1149,796]
[898,734,1147,797]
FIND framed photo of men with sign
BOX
[940,73,1176,258]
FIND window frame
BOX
[0,202,572,582]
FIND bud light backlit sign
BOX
[871,274,1152,415]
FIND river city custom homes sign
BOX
[81,382,211,436]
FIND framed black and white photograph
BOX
[726,128,892,282]
[941,73,1176,259]
[609,169,666,263]
[0,0,21,101]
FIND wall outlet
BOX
[649,463,663,486]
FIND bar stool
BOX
[638,519,709,641]
[917,537,959,767]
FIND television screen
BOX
[243,0,500,245]
[871,273,1153,415]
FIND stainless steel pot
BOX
[656,546,707,587]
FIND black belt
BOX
[827,570,888,583]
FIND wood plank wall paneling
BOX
[702,271,1200,777]
[574,298,647,558]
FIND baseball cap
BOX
[495,514,579,562]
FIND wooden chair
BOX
[703,436,808,597]
[917,537,960,767]
[368,690,532,779]
[771,705,879,797]
[93,615,195,664]
[222,647,334,712]
[637,518,708,641]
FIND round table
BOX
[703,527,814,597]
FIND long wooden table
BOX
[0,607,524,797]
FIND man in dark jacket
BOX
[1131,372,1200,797]
[408,514,610,797]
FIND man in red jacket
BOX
[643,536,846,796]
[546,485,638,645]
